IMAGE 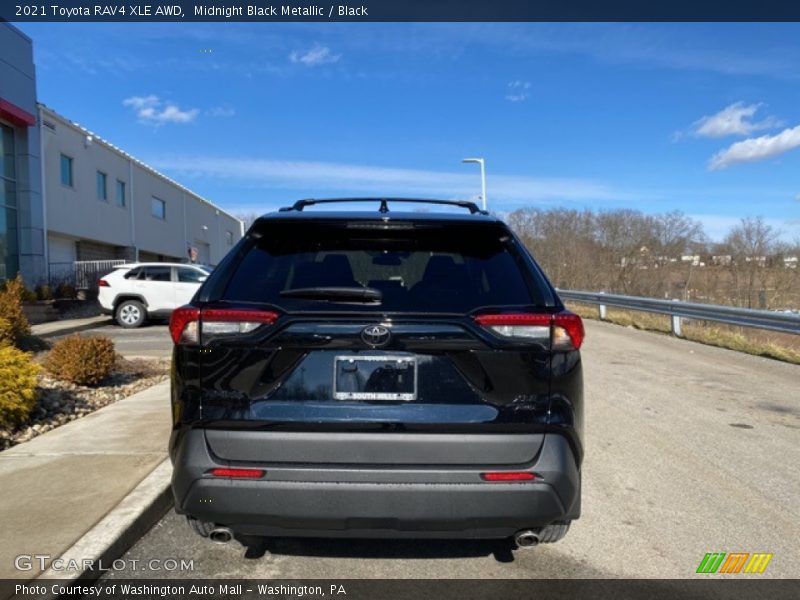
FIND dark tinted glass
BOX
[178,267,206,283]
[221,221,546,312]
[143,266,172,282]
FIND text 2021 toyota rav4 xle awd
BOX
[168,198,584,549]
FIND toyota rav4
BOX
[169,198,584,549]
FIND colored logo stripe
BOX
[744,553,773,574]
[697,553,726,573]
[719,553,749,573]
[696,552,773,574]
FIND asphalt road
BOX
[105,320,800,579]
[55,319,173,359]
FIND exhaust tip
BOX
[209,527,233,544]
[514,530,540,548]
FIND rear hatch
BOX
[174,216,580,466]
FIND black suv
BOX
[169,198,584,549]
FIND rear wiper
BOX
[279,286,383,303]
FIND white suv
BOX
[97,263,211,328]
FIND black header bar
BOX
[3,0,800,23]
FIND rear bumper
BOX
[97,296,114,313]
[171,430,580,539]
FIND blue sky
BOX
[16,22,800,241]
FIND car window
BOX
[220,221,547,313]
[143,266,172,282]
[177,267,206,283]
[123,267,141,280]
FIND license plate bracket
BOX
[333,355,418,401]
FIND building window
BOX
[225,230,233,246]
[60,154,73,187]
[115,180,125,207]
[1,124,19,281]
[151,196,166,220]
[96,171,108,201]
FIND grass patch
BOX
[567,301,800,366]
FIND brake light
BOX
[97,279,110,287]
[169,306,200,344]
[474,311,584,350]
[481,471,536,482]
[552,312,585,351]
[474,313,551,340]
[169,306,279,345]
[209,467,265,479]
[200,308,279,338]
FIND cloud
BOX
[708,124,800,170]
[123,95,199,125]
[289,44,341,67]
[690,102,782,138]
[505,80,531,102]
[152,156,639,205]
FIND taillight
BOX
[169,306,279,345]
[169,306,200,344]
[552,312,585,351]
[97,279,110,287]
[474,311,584,350]
[474,313,551,340]
[200,308,279,338]
[209,467,265,479]
[481,471,536,482]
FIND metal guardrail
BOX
[558,289,800,336]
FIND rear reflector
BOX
[209,468,265,479]
[169,306,279,345]
[474,311,584,350]
[481,472,536,482]
[97,279,110,287]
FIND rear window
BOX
[220,221,549,312]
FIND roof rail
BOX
[278,197,488,215]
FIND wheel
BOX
[187,516,215,537]
[116,299,146,328]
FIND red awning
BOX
[0,98,36,127]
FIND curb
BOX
[37,459,173,584]
[34,317,113,339]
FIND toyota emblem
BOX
[361,325,391,347]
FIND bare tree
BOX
[723,217,780,308]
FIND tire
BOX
[187,516,215,538]
[116,299,146,328]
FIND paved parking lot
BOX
[52,320,173,359]
[104,321,800,579]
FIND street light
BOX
[462,157,486,211]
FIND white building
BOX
[40,105,243,282]
[1,23,244,287]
